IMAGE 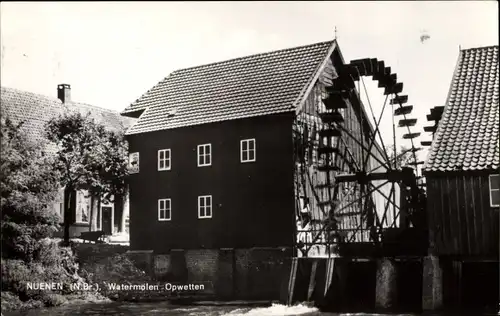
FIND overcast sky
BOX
[1,1,498,159]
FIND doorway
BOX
[101,205,113,235]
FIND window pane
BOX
[206,145,210,155]
[242,150,248,161]
[166,209,171,219]
[207,196,212,207]
[199,197,205,208]
[206,153,211,165]
[490,175,500,190]
[159,209,165,219]
[159,200,164,210]
[249,150,255,161]
[206,206,212,217]
[165,150,170,159]
[159,150,164,160]
[198,154,203,166]
[242,141,248,152]
[166,199,171,210]
[492,190,500,207]
[249,140,255,151]
[159,160,164,169]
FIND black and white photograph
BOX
[0,1,498,315]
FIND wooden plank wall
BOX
[426,173,499,257]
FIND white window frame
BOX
[158,149,171,171]
[197,143,212,167]
[240,138,256,163]
[489,174,499,208]
[158,198,172,221]
[198,195,212,219]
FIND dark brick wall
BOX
[185,249,219,294]
[150,247,291,300]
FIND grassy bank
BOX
[1,239,152,312]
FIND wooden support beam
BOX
[318,146,340,155]
[389,73,397,83]
[349,59,367,76]
[363,58,374,76]
[307,260,318,301]
[370,58,379,75]
[318,128,341,138]
[432,106,445,114]
[424,125,437,133]
[403,132,421,139]
[287,258,298,306]
[407,161,425,166]
[385,82,403,95]
[335,170,412,183]
[373,61,386,80]
[315,183,336,189]
[322,95,348,110]
[390,95,408,105]
[319,111,344,124]
[394,105,413,116]
[317,165,341,172]
[325,87,350,97]
[398,118,417,127]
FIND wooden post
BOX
[307,260,318,301]
[324,257,335,297]
[286,258,298,306]
[375,258,398,311]
[422,255,443,311]
[452,260,462,309]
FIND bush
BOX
[1,115,61,262]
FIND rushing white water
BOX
[222,303,319,316]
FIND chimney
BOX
[57,84,71,103]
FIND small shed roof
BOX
[424,45,499,172]
[122,40,336,135]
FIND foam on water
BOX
[222,303,318,316]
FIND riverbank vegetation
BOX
[0,112,146,313]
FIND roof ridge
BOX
[171,39,335,75]
[1,86,61,104]
[1,85,119,114]
[69,101,120,114]
[460,44,499,52]
[123,39,335,113]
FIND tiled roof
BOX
[1,86,136,154]
[424,45,499,172]
[123,40,335,135]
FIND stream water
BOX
[3,302,498,316]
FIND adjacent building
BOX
[1,84,135,237]
[423,45,499,311]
